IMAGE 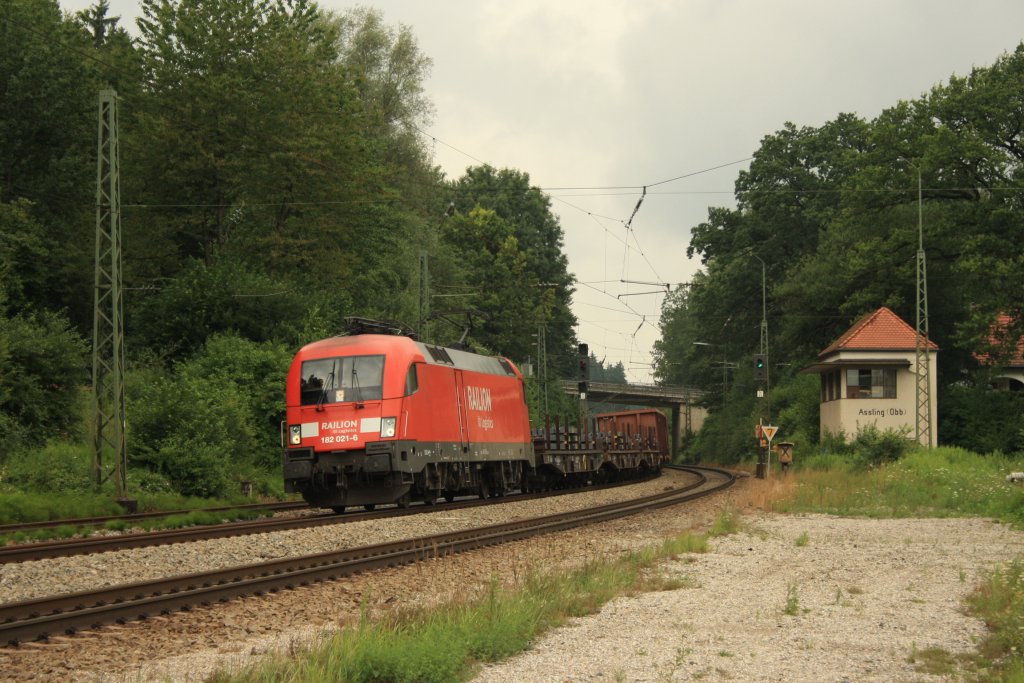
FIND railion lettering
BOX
[466,386,492,412]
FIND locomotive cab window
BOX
[300,355,385,405]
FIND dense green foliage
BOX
[0,0,579,499]
[655,46,1024,462]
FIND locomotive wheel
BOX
[363,504,376,512]
[331,506,346,514]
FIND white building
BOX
[802,307,939,447]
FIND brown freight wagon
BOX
[593,409,669,465]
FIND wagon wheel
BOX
[396,493,411,509]
[331,506,346,514]
[443,491,456,503]
[363,504,376,511]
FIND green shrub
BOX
[941,381,1024,455]
[127,468,175,494]
[157,436,231,498]
[128,365,256,499]
[851,425,912,468]
[0,492,123,524]
[0,309,88,447]
[180,334,291,469]
[3,440,93,492]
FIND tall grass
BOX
[209,522,722,683]
[777,447,1024,525]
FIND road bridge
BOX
[560,381,705,460]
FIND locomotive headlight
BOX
[381,417,397,438]
[289,425,302,445]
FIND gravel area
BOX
[1,473,1022,682]
[471,513,1024,682]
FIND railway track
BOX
[0,466,732,646]
[0,501,309,536]
[0,474,659,564]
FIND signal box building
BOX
[802,307,938,447]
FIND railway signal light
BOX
[577,343,590,381]
[754,353,767,381]
[578,343,589,395]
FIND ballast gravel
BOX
[0,473,1022,682]
[470,513,1024,683]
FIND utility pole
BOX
[91,88,127,498]
[915,168,933,447]
[537,324,548,416]
[418,250,429,343]
[750,253,770,478]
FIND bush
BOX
[0,309,88,447]
[128,363,256,499]
[157,436,231,498]
[127,468,175,494]
[851,425,912,468]
[180,334,291,468]
[941,382,1024,455]
[2,440,93,492]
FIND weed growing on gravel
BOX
[965,559,1024,680]
[783,584,800,616]
[907,645,958,676]
[708,507,738,536]
[795,531,809,547]
[209,527,725,683]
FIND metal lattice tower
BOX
[92,88,127,496]
[914,170,933,447]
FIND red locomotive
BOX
[282,322,670,511]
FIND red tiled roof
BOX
[975,314,1024,366]
[820,307,939,357]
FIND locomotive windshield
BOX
[299,355,384,405]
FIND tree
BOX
[450,166,577,371]
[0,0,101,329]
[663,43,1024,453]
[333,5,433,166]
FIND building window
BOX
[820,369,843,402]
[845,368,896,399]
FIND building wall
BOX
[819,349,938,447]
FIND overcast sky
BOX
[64,0,1024,382]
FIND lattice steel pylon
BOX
[92,88,127,496]
[914,170,933,448]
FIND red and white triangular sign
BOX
[762,425,778,442]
